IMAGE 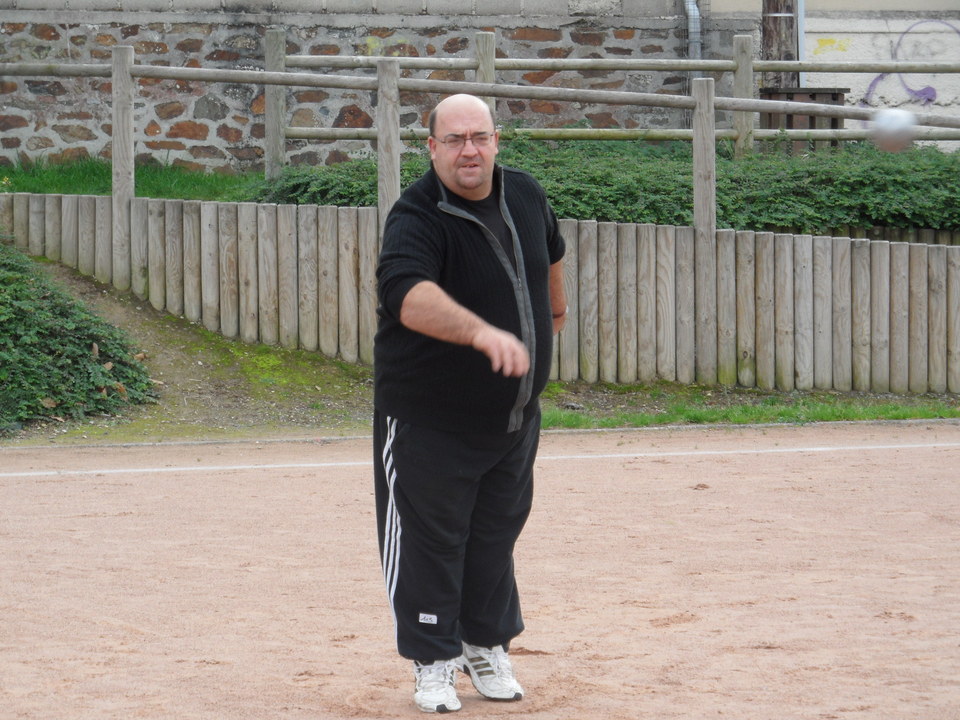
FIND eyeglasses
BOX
[433,132,495,150]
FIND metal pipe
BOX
[684,0,703,80]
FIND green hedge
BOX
[247,139,960,233]
[0,244,155,433]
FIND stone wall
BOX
[0,4,754,171]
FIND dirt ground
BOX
[2,421,959,719]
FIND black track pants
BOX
[373,409,540,662]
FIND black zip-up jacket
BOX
[374,164,565,434]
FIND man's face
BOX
[428,96,499,201]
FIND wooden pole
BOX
[559,219,580,382]
[692,78,718,385]
[637,224,657,383]
[870,240,891,393]
[617,223,638,383]
[947,246,960,393]
[793,234,814,391]
[675,227,696,386]
[909,244,929,393]
[598,222,618,384]
[578,220,600,384]
[733,35,755,158]
[774,233,795,392]
[928,245,948,394]
[111,45,134,292]
[735,230,757,387]
[475,31,496,116]
[264,28,286,181]
[376,58,401,242]
[851,239,871,391]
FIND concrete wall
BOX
[804,13,960,150]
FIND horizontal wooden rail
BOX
[0,62,109,78]
[287,55,477,70]
[754,60,960,73]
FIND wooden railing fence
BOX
[3,34,960,394]
[3,193,959,394]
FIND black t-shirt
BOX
[446,185,516,271]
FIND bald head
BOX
[427,93,500,201]
[428,94,495,136]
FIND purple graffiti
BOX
[862,19,960,108]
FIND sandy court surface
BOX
[1,421,959,720]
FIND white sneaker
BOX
[458,643,524,701]
[413,659,461,713]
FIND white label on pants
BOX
[419,613,438,625]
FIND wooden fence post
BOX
[165,200,184,317]
[277,203,299,349]
[889,241,910,394]
[112,45,134,292]
[60,194,78,268]
[774,233,795,391]
[812,235,833,390]
[44,196,60,262]
[147,198,165,311]
[851,239,871,391]
[12,193,28,251]
[475,31,496,115]
[793,234,814,391]
[128,197,147,297]
[182,200,202,322]
[755,232,775,390]
[617,223,638,383]
[832,237,852,392]
[733,35,755,158]
[257,204,279,346]
[909,244,929,392]
[559,219,580,382]
[95,196,112,285]
[0,194,12,246]
[578,220,600,383]
[870,240,891,393]
[297,204,319,352]
[377,58,401,242]
[200,201,220,333]
[219,202,240,340]
[598,222,618,384]
[735,230,756,387]
[264,28,286,181]
[693,78,718,385]
[947,246,960,393]
[29,194,44,257]
[656,224,677,382]
[637,223,657,383]
[928,245,948,393]
[238,202,260,344]
[676,226,696,385]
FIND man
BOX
[373,93,567,713]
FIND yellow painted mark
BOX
[813,38,851,55]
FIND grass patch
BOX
[540,381,960,430]
[1,157,261,201]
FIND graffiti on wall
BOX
[862,20,960,108]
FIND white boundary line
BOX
[1,441,958,479]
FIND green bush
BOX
[0,244,156,434]
[246,139,960,234]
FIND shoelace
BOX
[487,647,514,679]
[469,646,513,680]
[415,660,456,691]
